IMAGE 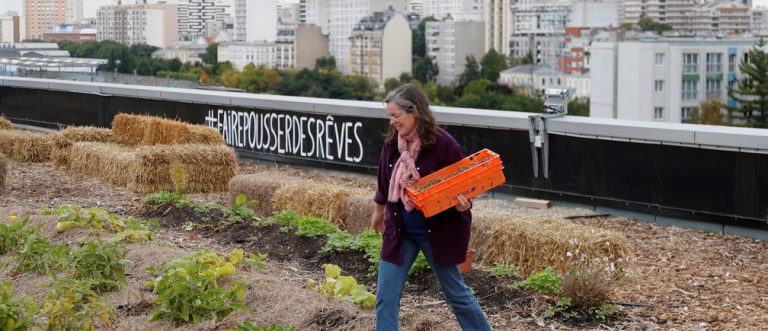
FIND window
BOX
[682,80,698,100]
[681,107,697,123]
[728,52,736,72]
[655,53,665,65]
[706,53,722,74]
[706,79,721,98]
[683,53,698,74]
[654,80,665,92]
[654,107,664,119]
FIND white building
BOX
[218,41,276,69]
[590,37,756,123]
[155,37,209,64]
[426,18,484,85]
[509,0,571,65]
[422,0,483,21]
[484,0,510,55]
[327,0,407,74]
[569,0,621,28]
[408,0,424,16]
[97,3,179,48]
[499,65,591,99]
[349,10,412,84]
[0,13,20,43]
[235,0,277,42]
[300,0,330,34]
[67,0,83,23]
[220,24,329,70]
[754,8,768,37]
[624,0,751,36]
[178,0,228,40]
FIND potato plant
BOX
[71,238,131,292]
[0,280,37,331]
[0,216,34,255]
[308,264,375,309]
[40,278,115,331]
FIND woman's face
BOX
[386,102,417,137]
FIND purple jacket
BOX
[373,128,472,266]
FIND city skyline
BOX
[0,0,301,18]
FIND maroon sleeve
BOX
[373,142,389,205]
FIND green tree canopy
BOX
[413,16,437,59]
[637,17,672,34]
[200,43,218,65]
[727,38,768,128]
[458,55,480,86]
[413,56,439,84]
[480,48,508,83]
[693,98,728,125]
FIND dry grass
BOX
[112,113,224,146]
[0,130,52,162]
[342,194,375,235]
[67,142,136,187]
[483,215,630,277]
[271,181,369,227]
[0,153,6,193]
[52,127,113,168]
[228,173,298,217]
[0,117,12,130]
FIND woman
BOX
[371,84,491,330]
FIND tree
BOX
[130,44,159,58]
[413,56,439,84]
[220,68,240,88]
[728,38,768,128]
[458,55,480,86]
[638,17,672,35]
[693,98,728,125]
[480,48,508,83]
[384,77,401,93]
[315,56,336,70]
[567,98,590,117]
[412,16,437,59]
[200,43,218,65]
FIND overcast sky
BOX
[1,0,766,20]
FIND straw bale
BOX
[52,126,113,168]
[128,144,238,194]
[112,113,224,146]
[342,194,375,235]
[483,216,630,277]
[228,173,298,217]
[0,117,11,130]
[469,207,512,261]
[67,142,136,187]
[0,130,51,162]
[271,181,368,227]
[0,153,6,192]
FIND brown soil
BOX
[2,160,767,330]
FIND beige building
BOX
[294,24,330,70]
[348,11,411,85]
[484,0,510,56]
[624,0,751,36]
[25,0,68,40]
[97,3,178,48]
[219,23,328,70]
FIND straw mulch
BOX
[0,153,6,192]
[228,173,298,217]
[483,216,630,277]
[342,194,375,235]
[112,113,224,146]
[271,182,369,228]
[0,117,12,130]
[0,130,51,162]
[65,142,237,194]
[51,126,113,168]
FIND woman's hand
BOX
[455,194,472,212]
[371,203,385,233]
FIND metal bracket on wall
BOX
[528,113,564,178]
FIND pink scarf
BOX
[388,128,421,211]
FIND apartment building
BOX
[484,0,510,55]
[220,24,328,70]
[97,3,178,48]
[422,0,483,21]
[178,0,228,40]
[43,24,96,43]
[349,10,411,84]
[590,37,756,123]
[509,0,571,65]
[624,0,751,35]
[426,17,484,85]
[235,0,277,42]
[299,0,330,34]
[499,65,591,98]
[0,13,21,43]
[754,8,768,37]
[25,0,67,40]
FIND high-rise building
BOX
[485,0,510,55]
[754,8,768,37]
[179,0,228,40]
[349,10,412,83]
[328,0,407,74]
[235,0,277,42]
[67,0,83,22]
[97,3,178,48]
[0,12,21,43]
[300,0,330,34]
[509,0,571,66]
[426,17,484,85]
[423,0,483,21]
[25,0,69,40]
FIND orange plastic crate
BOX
[406,148,505,218]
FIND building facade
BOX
[43,24,96,43]
[590,38,756,123]
[178,0,227,40]
[25,0,69,40]
[0,13,21,43]
[97,3,179,48]
[509,0,571,65]
[300,0,330,34]
[426,18,484,85]
[623,0,751,36]
[422,0,483,21]
[219,23,328,70]
[349,11,411,84]
[484,0,510,55]
[499,65,591,99]
[235,0,277,42]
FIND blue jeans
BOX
[375,236,491,330]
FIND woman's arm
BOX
[371,203,385,233]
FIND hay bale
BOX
[112,113,224,146]
[482,216,629,277]
[0,153,6,192]
[228,173,298,217]
[0,130,51,162]
[341,194,375,235]
[271,181,368,227]
[0,117,11,130]
[67,142,136,187]
[52,126,113,168]
[129,144,237,194]
[468,206,510,262]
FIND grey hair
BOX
[384,87,416,113]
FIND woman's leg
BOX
[375,236,420,331]
[415,238,491,331]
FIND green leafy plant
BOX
[144,191,184,205]
[226,194,258,224]
[296,215,341,238]
[322,231,356,253]
[40,277,115,330]
[147,249,262,323]
[15,232,69,274]
[489,263,519,278]
[516,267,563,295]
[0,280,38,331]
[44,205,159,242]
[70,238,131,292]
[256,210,302,231]
[0,216,35,255]
[227,321,296,331]
[309,264,376,309]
